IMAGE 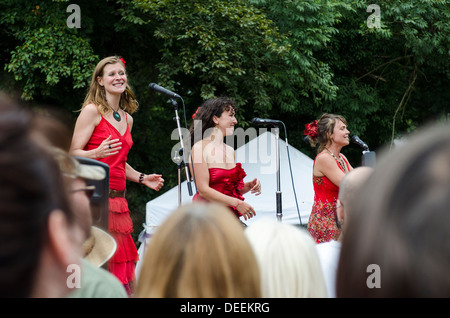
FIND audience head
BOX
[31,108,73,152]
[245,219,327,297]
[336,167,373,232]
[0,94,80,297]
[337,123,450,297]
[136,202,261,298]
[53,149,116,268]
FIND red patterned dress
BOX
[307,153,350,243]
[84,115,139,289]
[193,163,247,218]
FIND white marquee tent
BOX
[136,131,315,273]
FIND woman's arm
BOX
[315,154,346,187]
[124,114,163,191]
[125,163,164,191]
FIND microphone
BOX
[251,117,282,126]
[351,135,369,150]
[148,83,181,98]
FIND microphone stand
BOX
[172,149,182,207]
[170,98,193,197]
[274,125,282,222]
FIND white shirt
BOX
[316,240,341,298]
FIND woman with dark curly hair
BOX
[188,97,261,225]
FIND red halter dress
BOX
[307,153,350,243]
[84,115,139,286]
[193,163,247,218]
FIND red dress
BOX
[84,115,139,285]
[193,163,247,218]
[307,153,350,243]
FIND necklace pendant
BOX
[113,111,121,122]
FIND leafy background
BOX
[1,0,449,242]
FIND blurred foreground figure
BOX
[337,123,450,297]
[246,219,327,297]
[136,202,261,298]
[0,94,81,297]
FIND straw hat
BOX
[73,161,106,181]
[82,226,117,267]
[52,147,106,181]
[51,149,114,266]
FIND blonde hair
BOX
[246,219,328,297]
[307,113,347,153]
[136,203,261,298]
[82,56,138,115]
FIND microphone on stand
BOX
[351,135,369,151]
[148,82,193,196]
[251,117,282,126]
[148,83,181,99]
[351,135,376,167]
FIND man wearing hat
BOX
[55,151,128,298]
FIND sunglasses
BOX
[71,185,96,199]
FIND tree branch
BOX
[390,62,418,150]
[356,55,413,82]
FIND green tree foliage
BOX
[1,1,98,100]
[248,0,351,110]
[321,0,450,151]
[118,0,290,118]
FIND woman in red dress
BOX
[304,113,353,243]
[188,97,261,223]
[70,56,164,294]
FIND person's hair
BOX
[306,113,347,153]
[245,219,327,297]
[338,167,373,215]
[0,94,74,297]
[136,202,261,298]
[189,97,236,148]
[82,55,138,115]
[31,108,73,152]
[337,123,450,297]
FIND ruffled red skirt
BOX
[107,197,139,285]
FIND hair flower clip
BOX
[192,107,201,120]
[120,57,126,68]
[304,120,318,139]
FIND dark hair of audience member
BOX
[0,95,74,297]
[337,123,450,297]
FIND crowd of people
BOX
[1,55,450,299]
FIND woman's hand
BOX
[241,178,262,196]
[95,135,122,159]
[235,200,255,220]
[142,173,164,191]
[247,178,262,196]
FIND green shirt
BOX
[67,259,128,298]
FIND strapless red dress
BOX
[84,115,138,286]
[307,153,350,243]
[193,163,247,218]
